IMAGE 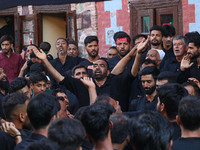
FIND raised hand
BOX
[188,77,200,88]
[137,36,149,54]
[80,77,96,89]
[30,46,47,61]
[180,54,194,71]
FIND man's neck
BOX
[163,45,172,51]
[33,127,48,137]
[94,77,107,87]
[88,55,100,63]
[146,90,157,102]
[181,127,200,138]
[151,45,162,50]
[176,56,184,62]
[93,134,113,150]
[59,54,67,64]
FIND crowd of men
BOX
[0,25,200,150]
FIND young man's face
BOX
[187,42,200,59]
[1,40,12,55]
[116,38,130,57]
[17,85,31,98]
[56,92,70,118]
[162,35,174,48]
[30,81,47,95]
[73,67,88,79]
[150,30,162,46]
[107,48,118,59]
[141,74,156,95]
[85,41,99,58]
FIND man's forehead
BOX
[0,68,5,72]
[56,39,67,43]
[141,74,154,79]
[94,59,106,65]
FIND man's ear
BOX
[109,121,113,130]
[107,69,110,76]
[19,113,25,123]
[176,115,181,125]
[160,103,165,112]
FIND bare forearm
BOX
[88,87,97,105]
[131,53,142,77]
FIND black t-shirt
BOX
[172,137,200,150]
[0,130,16,150]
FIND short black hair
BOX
[150,26,164,36]
[140,66,159,80]
[108,46,117,50]
[48,118,86,150]
[27,93,60,129]
[157,71,177,83]
[131,111,172,150]
[185,31,200,48]
[113,31,131,42]
[29,72,47,85]
[97,57,110,70]
[30,63,46,74]
[110,114,130,144]
[157,83,188,120]
[71,64,88,76]
[132,34,147,45]
[178,96,200,130]
[81,103,113,142]
[68,40,78,47]
[2,92,28,121]
[142,59,157,67]
[40,42,51,52]
[9,77,29,93]
[84,36,99,46]
[0,34,14,44]
[182,82,200,97]
[51,88,66,97]
[162,25,176,37]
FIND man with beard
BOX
[179,31,200,83]
[2,92,32,139]
[80,36,100,76]
[107,31,132,71]
[0,66,9,119]
[31,46,134,111]
[0,35,23,83]
[129,66,159,111]
[149,26,165,60]
[49,38,80,89]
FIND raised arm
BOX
[131,37,149,77]
[31,46,64,82]
[111,45,138,75]
[80,77,97,105]
[180,54,194,71]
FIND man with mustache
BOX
[178,31,200,83]
[107,31,132,71]
[129,66,159,111]
[0,66,9,119]
[80,36,100,76]
[0,35,23,83]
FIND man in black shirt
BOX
[172,96,200,150]
[129,66,159,111]
[14,93,60,150]
[157,83,188,140]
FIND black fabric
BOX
[170,122,181,141]
[0,130,16,150]
[18,129,32,140]
[159,47,175,70]
[66,90,79,114]
[49,56,80,89]
[0,0,107,10]
[129,95,158,112]
[0,91,6,120]
[14,133,46,150]
[79,59,93,77]
[172,137,200,150]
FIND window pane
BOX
[142,16,150,33]
[161,14,173,26]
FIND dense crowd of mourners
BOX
[0,25,200,150]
